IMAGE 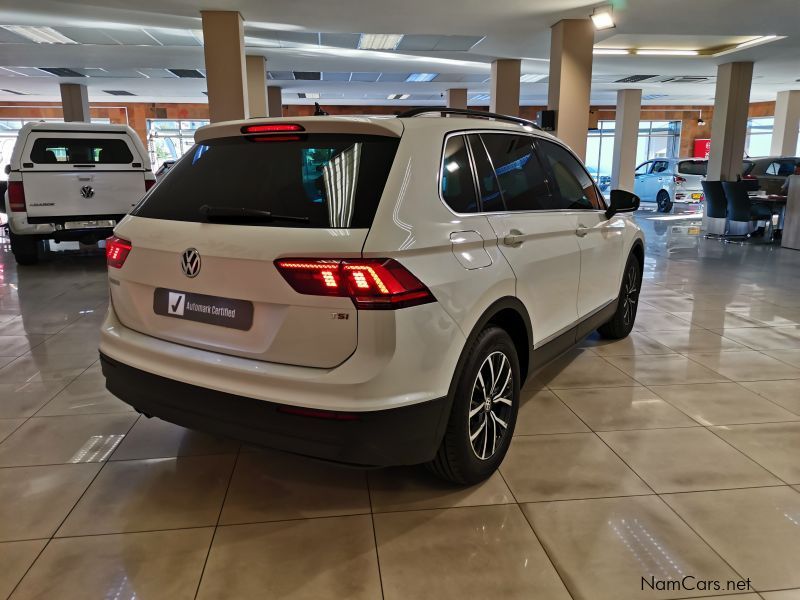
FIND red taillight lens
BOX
[241,123,305,134]
[8,181,26,212]
[106,236,132,269]
[673,175,686,184]
[742,174,757,180]
[144,178,155,192]
[275,258,435,310]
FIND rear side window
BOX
[468,135,505,212]
[441,136,478,213]
[30,137,134,164]
[678,161,707,176]
[479,134,554,211]
[766,160,797,176]
[536,140,605,210]
[134,134,399,228]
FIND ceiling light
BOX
[2,25,76,44]
[406,73,437,82]
[636,49,699,56]
[593,48,630,55]
[736,35,777,49]
[358,34,403,50]
[387,94,410,100]
[591,7,615,31]
[697,110,706,126]
[519,74,546,83]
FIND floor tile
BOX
[711,423,800,484]
[500,433,651,502]
[713,327,800,351]
[600,428,781,493]
[687,351,800,382]
[738,380,800,416]
[110,416,239,460]
[605,354,729,385]
[0,418,24,443]
[554,386,698,431]
[0,356,15,369]
[197,516,381,600]
[0,381,69,418]
[761,591,800,599]
[632,311,694,332]
[523,495,742,600]
[580,331,677,356]
[639,328,747,353]
[57,454,236,536]
[663,487,800,591]
[650,382,799,426]
[0,351,96,382]
[368,467,513,513]
[11,528,213,600]
[670,309,767,329]
[0,335,48,356]
[0,464,100,542]
[35,375,133,416]
[0,540,48,599]
[515,388,590,435]
[536,352,637,389]
[0,413,137,467]
[375,504,570,600]
[763,349,800,368]
[219,451,369,524]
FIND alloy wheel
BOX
[468,351,514,460]
[622,263,639,327]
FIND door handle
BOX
[575,225,590,237]
[503,229,524,247]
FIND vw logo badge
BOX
[80,185,94,199]
[181,248,201,278]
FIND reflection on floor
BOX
[1,216,799,600]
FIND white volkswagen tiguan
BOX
[100,110,644,484]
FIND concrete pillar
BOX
[611,89,642,192]
[446,88,468,110]
[490,59,520,117]
[267,86,283,117]
[60,83,90,123]
[245,55,268,118]
[547,19,594,160]
[201,11,248,122]
[707,62,753,182]
[770,90,800,156]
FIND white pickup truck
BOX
[3,122,155,265]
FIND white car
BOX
[633,157,706,213]
[3,122,155,264]
[99,110,644,484]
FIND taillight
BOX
[241,123,305,134]
[742,174,757,180]
[8,181,26,212]
[673,175,686,184]
[106,236,132,269]
[144,178,155,192]
[275,258,435,310]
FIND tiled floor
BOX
[1,208,800,599]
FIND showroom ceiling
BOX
[0,0,798,105]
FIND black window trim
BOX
[438,129,607,217]
[532,137,608,212]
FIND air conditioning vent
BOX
[658,76,711,84]
[37,67,85,77]
[643,94,669,101]
[614,75,658,83]
[1,89,28,95]
[103,89,136,96]
[293,71,321,80]
[167,69,205,79]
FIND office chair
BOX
[702,180,727,238]
[722,181,773,243]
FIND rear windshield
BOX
[677,161,707,176]
[30,137,134,164]
[134,134,399,228]
[742,160,755,175]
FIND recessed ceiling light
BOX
[591,7,615,30]
[636,49,699,56]
[387,93,410,100]
[406,73,437,82]
[358,34,404,50]
[520,74,546,83]
[593,48,630,55]
[2,25,76,44]
[736,35,778,49]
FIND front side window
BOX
[652,160,669,174]
[536,139,605,210]
[441,135,478,213]
[30,137,134,164]
[635,162,651,175]
[478,133,554,211]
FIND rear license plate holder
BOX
[153,288,254,331]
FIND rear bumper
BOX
[100,352,449,466]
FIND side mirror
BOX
[606,189,640,219]
[4,165,10,176]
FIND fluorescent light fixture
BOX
[736,35,777,49]
[358,34,403,50]
[593,48,630,55]
[2,25,76,44]
[471,94,490,102]
[387,94,410,100]
[636,49,699,56]
[519,74,546,83]
[591,8,615,30]
[406,73,437,82]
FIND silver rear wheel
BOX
[468,351,514,460]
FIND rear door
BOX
[649,160,670,198]
[21,134,147,218]
[633,161,652,199]
[110,129,401,369]
[475,133,581,344]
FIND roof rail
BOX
[396,107,541,130]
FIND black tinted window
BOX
[30,137,134,164]
[468,135,505,212]
[134,134,399,228]
[480,133,553,211]
[678,161,707,176]
[441,136,478,213]
[537,140,605,210]
[652,161,669,173]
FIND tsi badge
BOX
[79,185,94,199]
[167,292,186,316]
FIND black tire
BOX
[656,190,673,213]
[598,252,642,340]
[427,326,520,485]
[9,232,41,266]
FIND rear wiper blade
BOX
[199,205,310,223]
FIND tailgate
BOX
[22,171,144,218]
